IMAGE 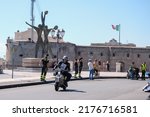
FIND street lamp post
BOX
[11,44,15,79]
[51,27,65,63]
[12,53,14,79]
[10,42,18,79]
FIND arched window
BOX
[90,52,93,56]
[112,53,115,57]
[127,53,129,57]
[78,51,81,56]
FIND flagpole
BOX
[119,24,120,45]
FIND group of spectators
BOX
[74,58,110,80]
[127,62,147,80]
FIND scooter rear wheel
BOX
[62,86,66,91]
[55,83,59,91]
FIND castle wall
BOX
[76,46,150,71]
[5,41,76,68]
[6,40,150,72]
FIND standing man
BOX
[88,59,94,80]
[141,62,146,80]
[78,57,83,78]
[74,58,78,78]
[40,54,49,81]
[106,61,110,71]
[93,59,99,76]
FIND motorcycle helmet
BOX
[63,56,68,61]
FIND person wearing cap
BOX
[88,59,94,80]
[55,56,72,86]
[40,54,49,81]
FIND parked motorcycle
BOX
[53,68,67,91]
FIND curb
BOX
[0,80,54,89]
[0,76,126,89]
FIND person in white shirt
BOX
[88,59,94,80]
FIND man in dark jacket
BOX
[40,54,49,81]
[55,56,72,86]
[78,57,83,78]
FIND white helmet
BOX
[88,59,92,61]
[63,56,68,60]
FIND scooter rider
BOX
[55,56,72,86]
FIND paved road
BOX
[0,78,149,100]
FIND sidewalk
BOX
[0,69,127,89]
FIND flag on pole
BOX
[112,24,121,45]
[112,25,116,30]
[112,24,120,31]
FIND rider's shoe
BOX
[64,81,68,87]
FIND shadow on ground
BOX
[59,89,86,93]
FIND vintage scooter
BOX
[53,68,67,91]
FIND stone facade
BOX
[5,30,150,72]
[5,40,76,68]
[14,28,64,43]
[76,45,150,71]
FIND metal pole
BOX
[12,56,14,79]
[11,45,14,79]
[31,0,35,40]
[57,36,59,63]
[119,24,121,45]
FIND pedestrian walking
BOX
[88,59,94,80]
[78,57,83,78]
[74,58,78,78]
[141,62,146,80]
[40,54,49,81]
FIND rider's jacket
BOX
[55,60,70,72]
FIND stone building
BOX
[0,58,5,66]
[5,29,150,72]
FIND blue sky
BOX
[0,0,150,58]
